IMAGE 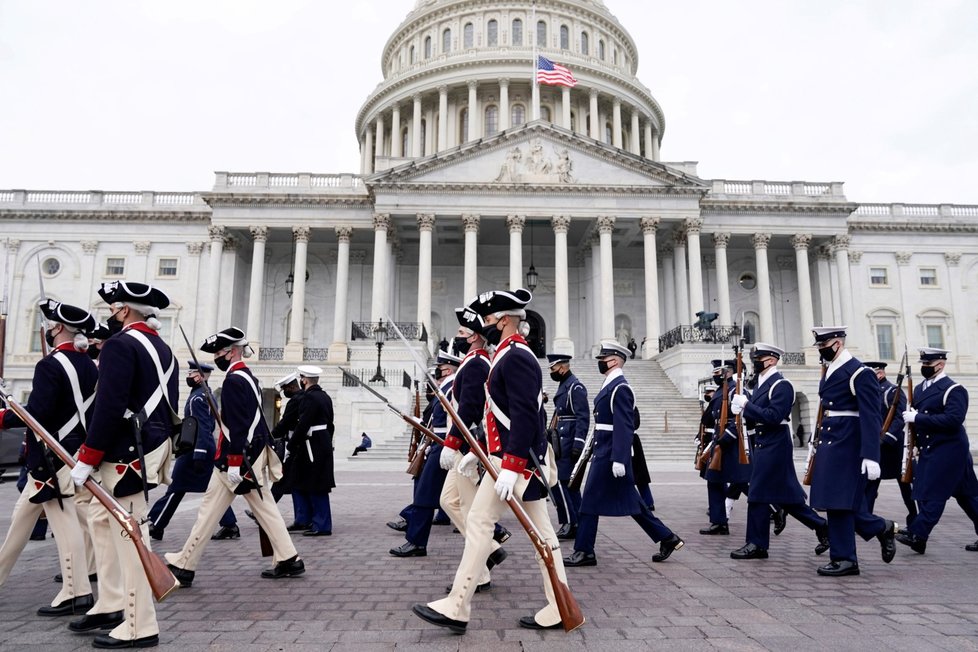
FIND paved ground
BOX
[2,458,978,651]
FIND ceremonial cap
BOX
[455,305,484,331]
[812,326,847,344]
[595,340,629,360]
[436,350,462,366]
[187,360,215,372]
[918,347,949,361]
[297,365,323,377]
[87,322,111,340]
[473,288,532,317]
[38,299,96,332]
[98,281,170,311]
[751,342,785,360]
[201,327,249,353]
[711,359,735,371]
[274,372,298,388]
[546,353,572,368]
[864,361,888,370]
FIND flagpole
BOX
[531,0,540,121]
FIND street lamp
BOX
[370,318,387,383]
[525,219,538,291]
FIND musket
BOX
[734,341,749,465]
[802,361,829,486]
[407,379,422,462]
[0,385,179,601]
[179,325,272,557]
[36,255,48,356]
[567,425,593,492]
[340,368,444,446]
[387,318,585,632]
[881,347,909,438]
[901,343,917,484]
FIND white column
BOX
[643,120,653,159]
[467,82,478,141]
[589,89,600,139]
[561,86,572,129]
[506,214,525,291]
[661,243,676,330]
[205,225,225,335]
[462,214,480,301]
[792,234,815,343]
[651,129,660,160]
[499,79,510,131]
[597,216,616,339]
[370,213,391,322]
[327,226,353,363]
[363,129,374,174]
[673,230,689,325]
[590,235,601,352]
[375,113,385,159]
[552,215,573,355]
[816,247,834,325]
[640,217,660,358]
[133,241,151,282]
[245,226,267,348]
[80,240,99,306]
[629,109,641,155]
[712,232,731,325]
[437,86,448,151]
[944,252,972,369]
[531,76,540,121]
[612,98,622,148]
[217,236,238,328]
[286,226,310,359]
[417,214,435,328]
[685,217,704,320]
[391,103,402,157]
[412,94,422,158]
[832,234,854,328]
[753,232,774,343]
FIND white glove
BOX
[71,462,94,487]
[611,462,626,477]
[226,465,242,484]
[456,452,480,483]
[731,394,748,411]
[494,469,519,501]
[730,401,744,416]
[861,458,881,481]
[902,408,917,424]
[439,445,457,471]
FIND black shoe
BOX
[493,525,512,545]
[54,572,98,584]
[286,522,312,532]
[411,603,467,634]
[699,523,729,535]
[895,530,927,554]
[772,508,787,536]
[390,542,427,557]
[167,564,194,588]
[92,634,160,648]
[878,520,896,563]
[814,525,830,556]
[302,529,332,537]
[563,550,597,567]
[211,525,240,540]
[817,560,860,577]
[730,543,769,560]
[245,510,256,522]
[445,581,490,594]
[386,518,407,532]
[556,523,577,540]
[966,540,978,552]
[652,535,684,562]
[261,555,305,579]
[30,532,47,541]
[518,615,561,630]
[37,593,94,617]
[68,611,124,632]
[148,525,163,541]
[486,548,508,571]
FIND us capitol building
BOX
[2,0,976,450]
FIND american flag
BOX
[536,56,578,88]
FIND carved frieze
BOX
[494,138,575,184]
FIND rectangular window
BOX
[919,268,938,287]
[925,324,944,348]
[875,324,894,360]
[156,316,173,344]
[869,267,888,286]
[105,257,125,276]
[157,258,178,277]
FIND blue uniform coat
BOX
[290,384,335,494]
[413,376,453,508]
[215,363,269,470]
[742,371,807,504]
[910,376,977,502]
[167,385,216,493]
[878,380,907,480]
[444,350,489,453]
[703,378,752,484]
[552,373,589,482]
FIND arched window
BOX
[459,108,469,142]
[537,20,547,47]
[511,104,526,126]
[409,45,416,64]
[599,39,605,60]
[442,28,452,53]
[420,119,427,156]
[560,25,569,49]
[580,32,589,55]
[512,18,523,45]
[487,19,498,46]
[463,22,474,48]
[540,105,552,122]
[485,105,499,136]
[424,36,432,59]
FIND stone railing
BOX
[658,325,739,352]
[340,367,406,388]
[852,203,978,218]
[212,172,366,194]
[0,190,205,208]
[303,348,329,361]
[709,179,846,199]
[258,347,285,361]
[351,321,425,342]
[781,352,806,365]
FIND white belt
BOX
[433,427,449,435]
[308,424,330,433]
[823,410,859,418]
[595,424,613,431]
[704,428,715,434]
[780,419,791,425]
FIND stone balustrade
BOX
[0,189,205,208]
[710,179,845,199]
[853,203,978,218]
[213,172,366,194]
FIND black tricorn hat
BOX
[455,305,483,331]
[38,299,96,332]
[98,281,170,310]
[87,322,111,340]
[201,327,248,353]
[472,288,532,317]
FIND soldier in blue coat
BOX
[895,348,978,554]
[546,353,589,541]
[863,361,917,525]
[564,340,684,567]
[289,365,336,536]
[807,327,895,577]
[728,343,829,559]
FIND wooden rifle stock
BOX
[707,377,731,472]
[0,391,179,601]
[802,363,828,486]
[735,347,749,465]
[407,381,421,463]
[693,421,705,470]
[567,429,593,492]
[881,348,909,439]
[901,368,916,484]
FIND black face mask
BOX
[214,355,231,372]
[818,343,838,362]
[713,375,724,387]
[480,322,502,346]
[453,336,472,356]
[106,313,124,335]
[282,386,298,398]
[425,390,435,402]
[44,328,57,349]
[549,370,565,383]
[186,377,201,389]
[920,365,938,380]
[598,360,611,375]
[752,360,766,374]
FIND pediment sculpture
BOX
[494,138,575,184]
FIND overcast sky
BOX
[1,0,976,205]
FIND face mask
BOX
[214,355,231,372]
[88,346,101,361]
[44,328,57,349]
[453,336,472,356]
[598,360,611,375]
[480,322,502,346]
[106,311,124,335]
[186,377,201,389]
[713,375,724,387]
[752,360,766,374]
[818,343,838,362]
[920,365,937,380]
[549,371,565,382]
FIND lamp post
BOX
[525,219,538,291]
[371,318,387,383]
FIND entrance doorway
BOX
[524,310,546,358]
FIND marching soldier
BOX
[0,300,96,617]
[728,342,829,559]
[863,361,917,525]
[896,348,978,553]
[413,288,566,632]
[70,282,176,647]
[388,376,438,533]
[546,353,589,540]
[165,327,304,587]
[271,372,303,512]
[807,326,895,576]
[290,366,335,536]
[564,340,683,567]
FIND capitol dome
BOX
[356,0,665,174]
